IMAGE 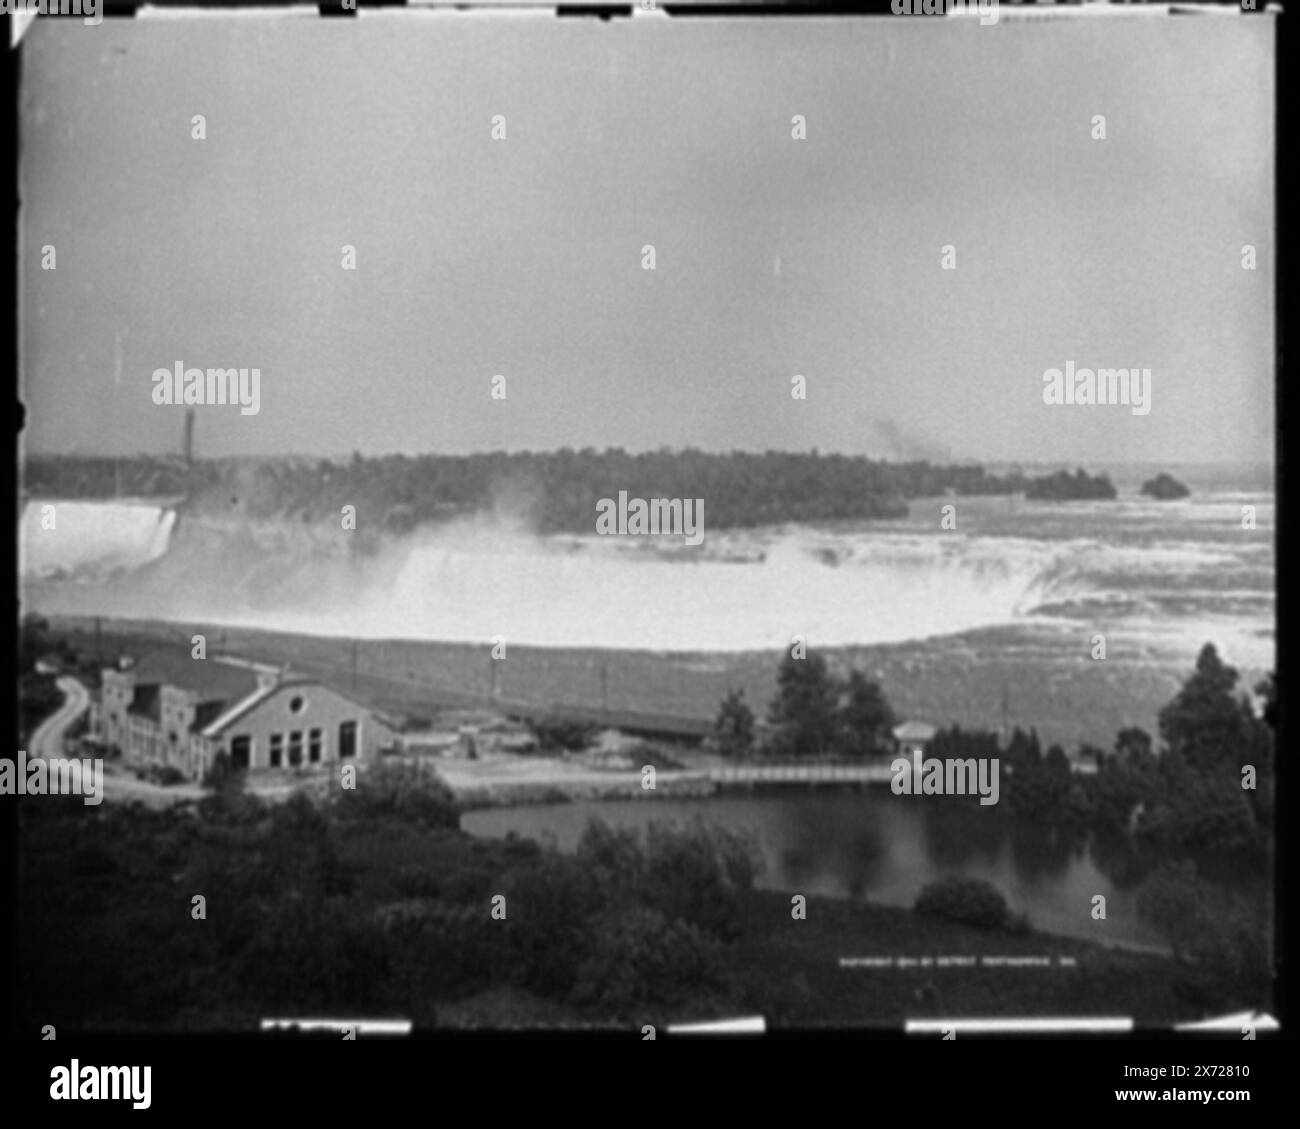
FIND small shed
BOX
[892,721,937,757]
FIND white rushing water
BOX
[18,491,1273,669]
[20,500,177,579]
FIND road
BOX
[24,674,208,808]
[28,675,89,760]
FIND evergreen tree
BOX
[713,689,756,758]
[1114,726,1154,765]
[767,650,840,758]
[837,669,896,756]
[1157,644,1257,776]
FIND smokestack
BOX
[183,409,195,466]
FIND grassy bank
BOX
[31,611,1180,752]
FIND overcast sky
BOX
[19,12,1274,464]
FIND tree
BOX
[571,907,732,1015]
[1254,672,1277,730]
[1158,644,1258,776]
[331,760,459,830]
[714,688,755,758]
[1114,726,1154,765]
[197,750,264,824]
[1138,859,1271,1001]
[1004,726,1042,769]
[837,670,895,756]
[766,649,840,758]
[200,750,244,793]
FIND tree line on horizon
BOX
[24,449,1121,534]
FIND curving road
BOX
[28,675,90,760]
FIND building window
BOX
[288,731,303,767]
[231,736,251,770]
[290,696,305,715]
[338,720,357,760]
[269,732,283,768]
[308,728,322,764]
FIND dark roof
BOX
[191,701,229,734]
[127,684,161,722]
[129,651,262,704]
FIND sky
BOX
[19,10,1275,464]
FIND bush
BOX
[154,765,188,787]
[19,672,65,741]
[332,760,460,830]
[572,818,761,942]
[201,751,243,792]
[531,715,599,754]
[503,851,601,999]
[235,895,393,1013]
[915,877,1013,930]
[375,899,511,1001]
[640,820,761,940]
[571,907,733,1014]
[1138,859,1272,1000]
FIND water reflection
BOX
[463,790,1247,948]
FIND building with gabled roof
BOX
[91,650,394,779]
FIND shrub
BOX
[531,714,599,754]
[154,765,188,787]
[1139,859,1271,1000]
[201,751,243,792]
[571,908,733,1014]
[375,899,511,1001]
[573,818,762,941]
[197,752,265,825]
[503,851,600,999]
[392,864,444,900]
[19,672,65,741]
[915,876,1013,930]
[332,760,460,830]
